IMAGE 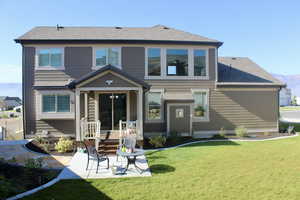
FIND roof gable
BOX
[68,65,149,89]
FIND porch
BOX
[69,65,149,143]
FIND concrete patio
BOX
[59,152,152,179]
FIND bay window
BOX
[194,49,207,76]
[147,48,161,76]
[95,48,120,68]
[166,49,188,76]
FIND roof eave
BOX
[14,39,223,47]
[216,82,286,87]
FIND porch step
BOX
[98,139,119,155]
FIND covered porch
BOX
[68,65,149,143]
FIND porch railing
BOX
[119,120,138,146]
[80,118,101,140]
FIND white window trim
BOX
[36,90,74,120]
[145,47,163,78]
[191,89,210,122]
[145,88,165,123]
[35,47,65,70]
[92,47,122,70]
[144,47,209,80]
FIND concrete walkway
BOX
[59,152,151,179]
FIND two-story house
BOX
[15,25,285,143]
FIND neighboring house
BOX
[296,97,300,106]
[0,96,22,110]
[279,88,292,106]
[15,25,285,142]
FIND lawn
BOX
[23,136,300,200]
[280,106,300,111]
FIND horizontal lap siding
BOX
[35,120,75,135]
[88,92,95,121]
[35,47,93,86]
[193,90,279,131]
[129,91,137,121]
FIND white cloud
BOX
[0,65,22,83]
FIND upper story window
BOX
[94,48,121,68]
[147,48,161,76]
[42,94,70,113]
[145,47,211,79]
[166,49,188,76]
[192,90,209,121]
[194,49,207,76]
[146,91,163,121]
[37,48,64,69]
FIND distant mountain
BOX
[272,74,300,97]
[0,83,22,99]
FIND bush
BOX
[219,127,226,137]
[235,126,248,137]
[24,158,43,169]
[33,135,47,144]
[149,136,166,148]
[55,137,73,153]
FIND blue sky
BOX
[0,0,299,83]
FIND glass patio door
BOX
[99,93,127,131]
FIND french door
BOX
[99,93,127,130]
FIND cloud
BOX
[0,65,22,83]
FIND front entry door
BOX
[168,104,191,136]
[99,93,127,130]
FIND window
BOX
[38,48,63,68]
[176,109,184,118]
[42,95,70,113]
[194,50,207,76]
[147,48,161,76]
[166,49,188,76]
[95,48,120,67]
[193,91,208,119]
[146,92,162,120]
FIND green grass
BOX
[23,137,300,200]
[280,106,300,111]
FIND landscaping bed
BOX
[0,160,60,200]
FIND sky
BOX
[0,0,299,83]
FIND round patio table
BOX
[116,149,145,174]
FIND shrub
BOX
[55,137,74,153]
[149,136,166,148]
[33,135,46,144]
[235,126,248,137]
[219,127,227,137]
[24,158,43,169]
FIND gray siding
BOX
[35,47,93,86]
[208,48,216,81]
[23,47,36,135]
[193,90,279,131]
[129,91,137,121]
[122,47,145,79]
[35,120,75,135]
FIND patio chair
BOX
[83,140,109,173]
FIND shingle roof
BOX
[218,57,285,87]
[15,25,222,46]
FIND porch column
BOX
[84,92,88,119]
[75,89,81,141]
[137,88,143,140]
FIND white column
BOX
[84,92,88,119]
[75,89,81,141]
[137,88,143,140]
